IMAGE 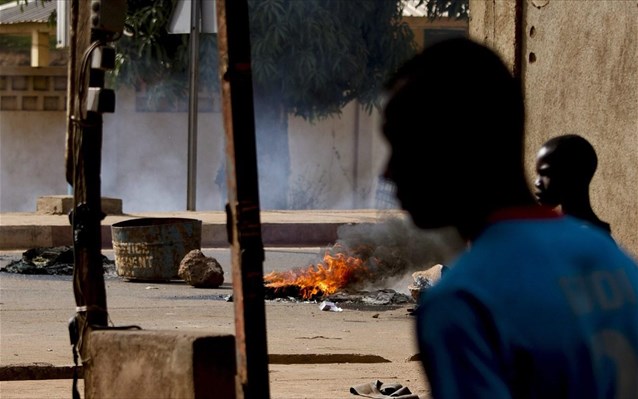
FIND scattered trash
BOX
[350,379,419,399]
[145,286,158,290]
[319,300,343,312]
[408,264,444,301]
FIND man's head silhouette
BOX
[534,134,610,234]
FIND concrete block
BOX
[84,330,236,399]
[36,195,123,215]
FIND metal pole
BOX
[352,104,360,208]
[187,0,200,210]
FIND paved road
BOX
[0,247,432,399]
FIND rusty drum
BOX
[111,218,202,281]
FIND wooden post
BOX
[216,1,270,398]
[65,0,108,360]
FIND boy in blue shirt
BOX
[381,37,638,398]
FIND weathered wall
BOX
[470,0,638,257]
[522,0,638,256]
[469,0,520,72]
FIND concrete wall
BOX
[288,102,384,210]
[0,110,69,211]
[470,0,638,257]
[522,1,637,256]
[0,67,69,211]
[468,0,520,72]
[0,67,387,213]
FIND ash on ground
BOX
[0,246,115,276]
[265,288,413,306]
[325,289,413,305]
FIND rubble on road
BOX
[0,246,115,276]
[408,264,444,300]
[178,249,225,288]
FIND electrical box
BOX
[87,88,116,114]
[91,46,116,70]
[90,0,127,35]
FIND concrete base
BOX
[36,195,123,215]
[84,330,236,399]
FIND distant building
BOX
[402,0,468,51]
[0,0,57,67]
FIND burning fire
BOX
[264,249,369,299]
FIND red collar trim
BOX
[487,205,562,223]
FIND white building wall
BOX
[1,71,389,213]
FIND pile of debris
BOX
[325,288,413,306]
[0,246,115,276]
[407,264,445,300]
[263,285,413,306]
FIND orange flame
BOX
[264,251,368,299]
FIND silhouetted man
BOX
[382,37,638,399]
[534,134,611,234]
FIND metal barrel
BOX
[111,217,202,281]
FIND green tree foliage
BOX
[110,0,218,108]
[112,0,420,117]
[248,0,415,120]
[246,0,418,209]
[110,0,467,209]
[417,0,469,20]
[112,0,186,89]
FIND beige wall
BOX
[523,1,637,257]
[469,0,520,72]
[470,0,638,257]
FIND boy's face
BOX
[534,146,562,207]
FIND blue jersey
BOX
[416,210,638,399]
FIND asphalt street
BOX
[0,246,430,399]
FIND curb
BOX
[0,354,395,381]
[0,210,405,250]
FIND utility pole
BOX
[186,0,200,211]
[168,0,218,211]
[65,0,125,362]
[216,1,270,398]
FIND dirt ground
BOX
[0,248,432,399]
